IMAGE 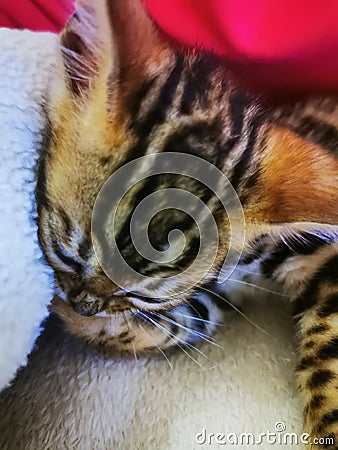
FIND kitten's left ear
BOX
[58,0,169,98]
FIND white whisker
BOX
[152,311,222,350]
[173,312,221,327]
[233,266,262,276]
[123,312,138,364]
[137,320,173,371]
[138,312,203,367]
[149,312,211,357]
[199,286,271,337]
[227,278,290,297]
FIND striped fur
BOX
[38,1,338,447]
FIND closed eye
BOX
[43,209,88,274]
[51,237,83,274]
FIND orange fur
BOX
[246,126,338,224]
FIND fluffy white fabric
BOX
[0,28,302,450]
[0,29,56,390]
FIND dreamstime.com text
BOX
[195,423,335,446]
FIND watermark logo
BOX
[195,423,335,446]
[91,152,245,298]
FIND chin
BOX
[51,293,223,355]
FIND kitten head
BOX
[38,0,232,349]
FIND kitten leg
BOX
[296,256,338,449]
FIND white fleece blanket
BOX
[0,29,302,450]
[0,29,55,390]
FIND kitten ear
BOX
[60,0,167,97]
[60,0,114,97]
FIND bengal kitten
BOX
[37,0,338,446]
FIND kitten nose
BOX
[69,292,104,317]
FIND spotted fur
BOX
[38,1,338,447]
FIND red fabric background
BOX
[0,0,73,32]
[143,0,338,95]
[0,0,338,94]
